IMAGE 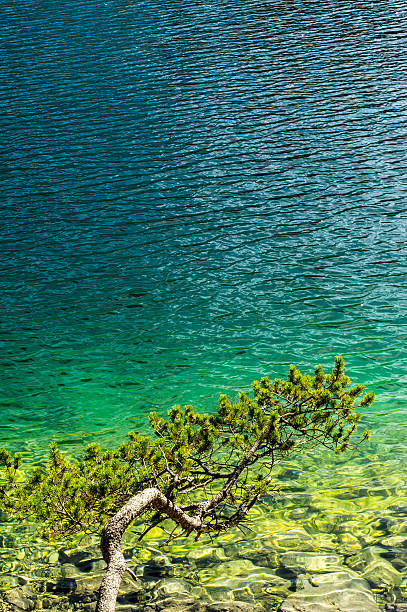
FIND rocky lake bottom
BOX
[1,442,407,612]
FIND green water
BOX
[2,0,407,607]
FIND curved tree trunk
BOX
[95,487,202,612]
[95,433,265,611]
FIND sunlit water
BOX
[2,0,407,608]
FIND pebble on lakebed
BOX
[0,531,402,612]
[2,452,407,611]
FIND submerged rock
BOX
[201,559,258,579]
[362,558,402,588]
[153,577,194,599]
[70,575,103,601]
[239,548,279,569]
[336,532,363,554]
[59,563,82,579]
[346,546,383,572]
[279,551,343,574]
[201,560,291,604]
[187,547,228,566]
[59,546,99,567]
[46,577,78,595]
[347,546,402,587]
[152,598,206,612]
[207,603,265,612]
[130,601,265,612]
[278,570,381,612]
[267,528,315,552]
[143,556,174,580]
[117,578,145,605]
[0,574,19,590]
[2,588,34,611]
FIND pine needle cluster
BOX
[0,357,374,543]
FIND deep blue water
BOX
[2,0,407,459]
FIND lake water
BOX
[2,0,407,608]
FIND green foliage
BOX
[0,357,374,541]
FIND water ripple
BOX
[1,0,407,460]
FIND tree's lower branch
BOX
[96,488,202,612]
[197,425,270,516]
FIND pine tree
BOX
[0,357,374,612]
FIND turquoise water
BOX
[2,0,407,606]
[2,0,407,454]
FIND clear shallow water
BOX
[2,0,407,606]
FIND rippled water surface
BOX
[2,0,407,607]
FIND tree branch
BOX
[96,488,202,612]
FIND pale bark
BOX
[95,487,202,612]
[95,434,268,611]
